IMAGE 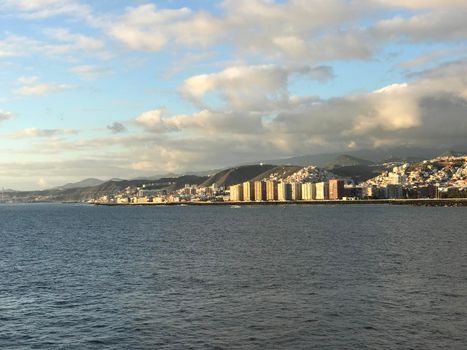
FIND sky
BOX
[0,0,467,190]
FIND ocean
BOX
[1,204,466,349]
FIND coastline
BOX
[92,198,467,207]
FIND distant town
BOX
[94,154,467,205]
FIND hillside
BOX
[325,155,374,169]
[328,165,383,183]
[365,155,467,189]
[261,146,467,166]
[200,164,276,187]
[54,178,105,190]
[251,165,303,182]
[4,175,208,203]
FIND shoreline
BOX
[92,198,467,207]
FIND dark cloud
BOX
[107,122,127,134]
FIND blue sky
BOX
[0,0,466,189]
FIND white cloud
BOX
[375,10,467,42]
[131,59,467,159]
[180,64,332,110]
[108,4,195,51]
[102,1,467,67]
[375,0,467,10]
[44,28,104,51]
[70,65,111,79]
[135,109,178,133]
[15,76,73,96]
[0,29,109,60]
[2,0,93,20]
[0,35,38,57]
[105,0,371,63]
[16,83,72,96]
[8,128,78,139]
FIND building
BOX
[278,182,292,201]
[116,196,130,204]
[315,182,329,200]
[181,185,197,196]
[134,196,151,203]
[167,195,181,203]
[254,181,266,201]
[243,181,255,201]
[384,184,403,199]
[363,185,385,199]
[138,189,166,197]
[344,185,363,199]
[329,179,345,200]
[301,182,316,200]
[266,180,278,201]
[229,184,243,201]
[290,183,302,200]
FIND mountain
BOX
[54,178,105,190]
[200,164,276,188]
[321,155,379,183]
[251,165,303,181]
[324,155,374,169]
[437,150,465,158]
[5,175,209,203]
[261,146,467,167]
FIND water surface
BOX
[1,204,466,349]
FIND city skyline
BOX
[1,0,467,190]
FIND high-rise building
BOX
[229,184,243,201]
[243,181,255,201]
[329,179,345,200]
[278,182,292,201]
[363,185,384,199]
[301,182,316,200]
[315,182,329,200]
[266,181,278,201]
[290,182,302,201]
[384,184,403,199]
[254,181,266,201]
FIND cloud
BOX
[70,65,111,79]
[106,122,127,134]
[0,35,38,57]
[374,9,467,42]
[101,1,467,68]
[12,56,465,187]
[135,109,178,133]
[15,76,73,96]
[43,28,104,51]
[8,128,78,139]
[108,4,194,51]
[105,1,371,63]
[0,29,109,60]
[0,111,14,122]
[131,58,467,160]
[2,0,93,20]
[180,64,332,110]
[375,0,467,10]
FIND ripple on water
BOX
[0,204,466,349]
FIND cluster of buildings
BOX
[94,155,466,204]
[365,155,467,198]
[229,179,349,201]
[102,183,227,205]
